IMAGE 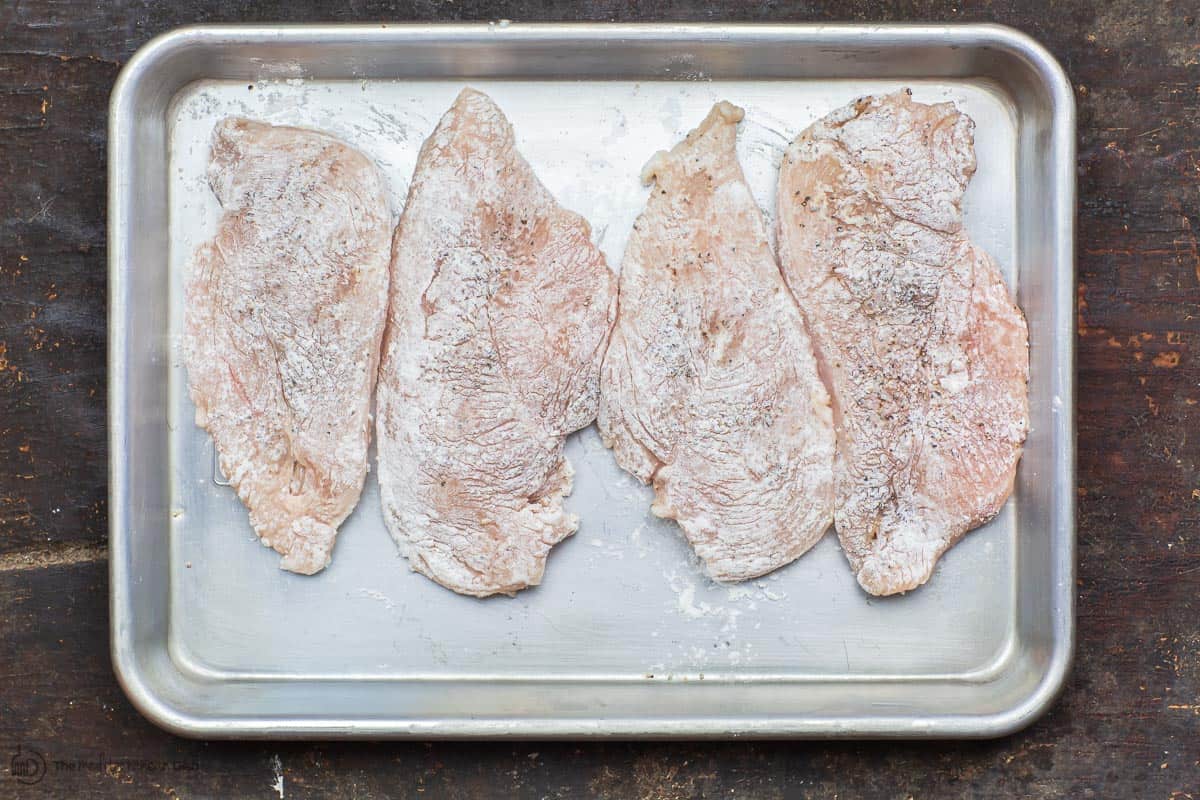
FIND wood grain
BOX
[1,0,1198,797]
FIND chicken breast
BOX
[184,118,391,574]
[376,89,616,597]
[598,101,836,581]
[777,90,1029,596]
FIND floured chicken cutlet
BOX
[599,102,836,581]
[185,118,391,574]
[777,90,1029,596]
[376,88,616,597]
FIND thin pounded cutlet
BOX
[777,90,1030,596]
[185,118,391,574]
[599,101,836,581]
[376,88,617,597]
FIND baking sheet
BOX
[110,24,1075,737]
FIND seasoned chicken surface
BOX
[185,118,391,574]
[599,102,836,581]
[777,90,1029,596]
[376,89,616,597]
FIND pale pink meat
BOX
[376,89,616,597]
[599,102,836,581]
[777,90,1030,596]
[184,118,392,574]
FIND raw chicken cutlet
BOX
[376,88,617,597]
[777,90,1029,596]
[599,101,836,581]
[185,118,391,575]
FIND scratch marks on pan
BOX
[363,103,430,145]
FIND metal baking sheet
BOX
[109,23,1075,738]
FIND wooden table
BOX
[1,1,1196,797]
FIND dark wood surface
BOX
[1,1,1197,797]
